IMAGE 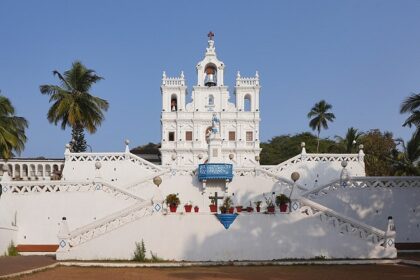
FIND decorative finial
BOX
[255,71,259,78]
[236,71,241,78]
[125,139,130,153]
[180,71,184,78]
[208,31,215,41]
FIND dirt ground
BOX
[14,264,420,280]
[0,255,56,277]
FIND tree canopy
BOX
[307,100,336,152]
[40,61,109,152]
[0,93,28,160]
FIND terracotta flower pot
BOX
[247,207,253,213]
[229,207,234,214]
[256,206,261,212]
[209,205,217,213]
[169,205,178,213]
[267,205,275,213]
[194,206,199,213]
[236,206,243,213]
[184,205,192,212]
[279,204,288,212]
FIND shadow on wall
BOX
[178,183,387,261]
[313,185,420,243]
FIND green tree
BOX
[40,61,109,152]
[307,100,336,153]
[130,142,160,155]
[360,129,397,176]
[392,133,420,176]
[400,93,420,140]
[70,125,87,153]
[335,127,363,153]
[260,132,342,165]
[0,93,28,160]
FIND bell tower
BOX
[160,32,261,167]
[196,32,225,87]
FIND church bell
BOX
[204,66,217,87]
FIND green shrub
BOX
[7,241,19,256]
[132,239,146,262]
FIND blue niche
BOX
[215,214,238,230]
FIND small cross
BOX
[208,31,215,41]
[209,191,224,210]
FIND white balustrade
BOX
[162,77,185,86]
[303,176,420,199]
[266,154,361,176]
[299,198,389,246]
[67,201,153,247]
[236,77,259,87]
[1,180,143,202]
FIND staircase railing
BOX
[65,152,163,174]
[1,179,143,202]
[66,201,153,248]
[260,154,361,176]
[299,198,387,245]
[302,176,420,200]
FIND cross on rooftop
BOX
[208,31,215,41]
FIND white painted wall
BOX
[57,212,395,261]
[308,187,420,243]
[0,151,414,261]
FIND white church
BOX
[160,32,261,167]
[0,34,419,261]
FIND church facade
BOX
[160,35,261,166]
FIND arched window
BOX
[208,95,214,106]
[170,94,178,111]
[244,94,251,112]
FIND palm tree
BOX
[307,100,336,153]
[335,127,363,153]
[40,61,109,152]
[0,93,28,160]
[400,93,420,140]
[393,133,420,176]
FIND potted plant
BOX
[254,201,262,212]
[165,193,180,213]
[219,197,233,214]
[194,205,199,213]
[209,198,217,213]
[275,194,291,212]
[235,205,243,213]
[263,194,275,213]
[184,202,193,213]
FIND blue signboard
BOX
[198,163,233,181]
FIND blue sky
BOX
[1,0,419,157]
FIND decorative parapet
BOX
[302,176,420,200]
[1,180,143,202]
[161,71,186,87]
[66,152,162,174]
[235,71,259,87]
[263,153,362,176]
[198,163,233,181]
